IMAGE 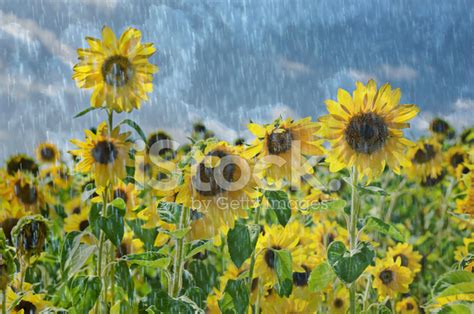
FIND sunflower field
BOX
[1,26,474,314]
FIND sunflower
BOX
[36,142,60,164]
[6,284,51,314]
[327,286,349,314]
[175,141,256,233]
[136,200,176,247]
[261,293,312,314]
[445,146,467,176]
[313,220,348,250]
[405,138,444,184]
[369,257,413,299]
[117,231,144,258]
[1,172,45,212]
[6,154,39,176]
[244,117,325,183]
[396,296,420,314]
[318,80,419,181]
[64,206,91,234]
[39,164,71,190]
[254,224,305,286]
[70,122,132,187]
[0,201,30,244]
[429,118,455,140]
[454,233,474,263]
[147,130,175,160]
[64,197,84,216]
[456,176,474,215]
[72,26,158,113]
[386,243,422,279]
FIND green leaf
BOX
[227,222,256,268]
[73,106,99,119]
[265,190,291,226]
[327,241,375,284]
[69,276,102,314]
[274,249,293,297]
[167,227,191,239]
[364,216,404,242]
[115,261,134,302]
[218,279,249,314]
[307,199,347,213]
[120,118,147,142]
[359,185,389,196]
[308,262,336,292]
[110,197,126,210]
[63,241,96,280]
[439,304,474,314]
[433,271,474,296]
[121,253,171,268]
[99,205,125,247]
[186,241,212,259]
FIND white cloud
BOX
[347,69,377,83]
[0,10,75,66]
[454,98,474,110]
[277,57,312,77]
[380,64,418,81]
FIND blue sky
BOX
[0,0,473,161]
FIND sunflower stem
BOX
[96,187,109,314]
[247,203,261,304]
[1,289,5,314]
[349,166,359,314]
[107,109,114,132]
[170,205,190,297]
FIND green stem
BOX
[107,109,114,132]
[170,206,190,297]
[349,166,359,314]
[2,289,6,314]
[96,188,109,314]
[247,204,261,294]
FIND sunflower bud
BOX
[12,215,48,262]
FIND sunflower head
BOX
[386,243,422,279]
[405,138,444,184]
[446,146,467,175]
[319,80,419,181]
[72,26,158,113]
[430,118,455,139]
[370,257,413,299]
[396,296,420,314]
[6,154,38,176]
[36,143,60,163]
[147,130,175,160]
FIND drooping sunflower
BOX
[386,243,422,279]
[6,154,39,176]
[72,26,158,113]
[327,286,350,314]
[70,122,132,187]
[445,146,467,176]
[318,80,419,180]
[405,138,444,185]
[254,224,305,286]
[396,296,420,314]
[36,142,60,164]
[243,117,324,184]
[369,257,413,299]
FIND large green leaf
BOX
[274,249,293,297]
[364,216,404,242]
[265,190,291,226]
[120,118,147,143]
[121,252,171,268]
[218,279,249,314]
[433,271,474,295]
[327,241,374,284]
[227,222,256,268]
[308,262,336,292]
[68,276,102,314]
[99,204,125,247]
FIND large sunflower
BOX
[244,117,324,184]
[318,80,419,180]
[386,243,422,279]
[72,26,158,112]
[369,257,413,299]
[70,122,132,187]
[405,138,444,185]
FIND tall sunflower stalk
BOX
[348,166,359,314]
[170,205,190,297]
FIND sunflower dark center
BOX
[345,113,388,154]
[102,55,133,87]
[450,153,465,169]
[412,144,436,164]
[394,254,409,267]
[72,207,81,214]
[113,188,128,203]
[0,218,19,243]
[117,242,129,258]
[92,140,118,164]
[14,300,37,313]
[431,118,450,134]
[40,147,56,161]
[379,269,394,285]
[14,182,38,205]
[192,151,237,196]
[406,302,414,310]
[264,246,281,269]
[334,298,344,308]
[267,129,293,154]
[79,220,89,232]
[327,233,336,245]
[292,265,310,286]
[7,157,38,176]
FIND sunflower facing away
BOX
[72,26,158,112]
[405,138,444,185]
[318,80,419,180]
[386,243,422,279]
[70,122,132,187]
[369,257,413,299]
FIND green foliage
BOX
[327,241,375,284]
